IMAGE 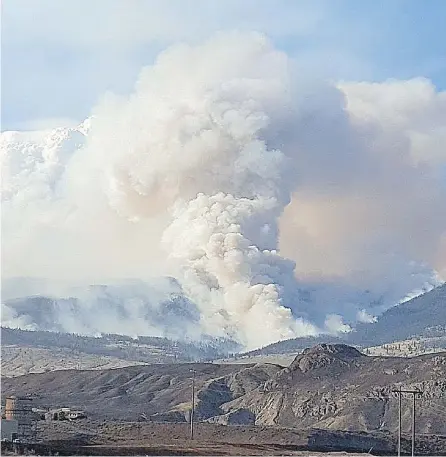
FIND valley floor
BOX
[10,420,443,456]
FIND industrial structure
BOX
[3,396,34,443]
[0,418,18,441]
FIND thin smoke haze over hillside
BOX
[1,32,445,349]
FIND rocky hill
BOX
[226,344,446,433]
[2,344,445,434]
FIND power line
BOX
[393,388,423,457]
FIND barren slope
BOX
[1,345,147,377]
[2,344,445,434]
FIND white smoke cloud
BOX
[162,193,317,348]
[356,309,377,324]
[1,32,445,348]
[1,279,201,340]
[324,314,352,334]
[279,78,446,286]
[1,304,38,331]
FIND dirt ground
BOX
[26,420,385,455]
[2,420,437,456]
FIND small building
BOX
[32,407,47,420]
[1,419,18,441]
[45,408,86,421]
[67,410,86,420]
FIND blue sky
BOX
[2,0,445,131]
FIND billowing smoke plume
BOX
[75,31,320,347]
[2,32,445,349]
[162,193,317,348]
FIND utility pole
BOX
[398,388,402,457]
[393,389,423,457]
[412,392,416,457]
[190,369,196,440]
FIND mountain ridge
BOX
[241,283,446,356]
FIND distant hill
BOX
[349,283,446,346]
[1,345,148,377]
[240,283,446,357]
[1,282,202,339]
[0,327,238,364]
[2,283,444,362]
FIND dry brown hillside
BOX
[2,344,445,434]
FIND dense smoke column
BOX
[163,193,318,348]
[92,32,320,348]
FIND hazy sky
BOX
[2,0,445,130]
